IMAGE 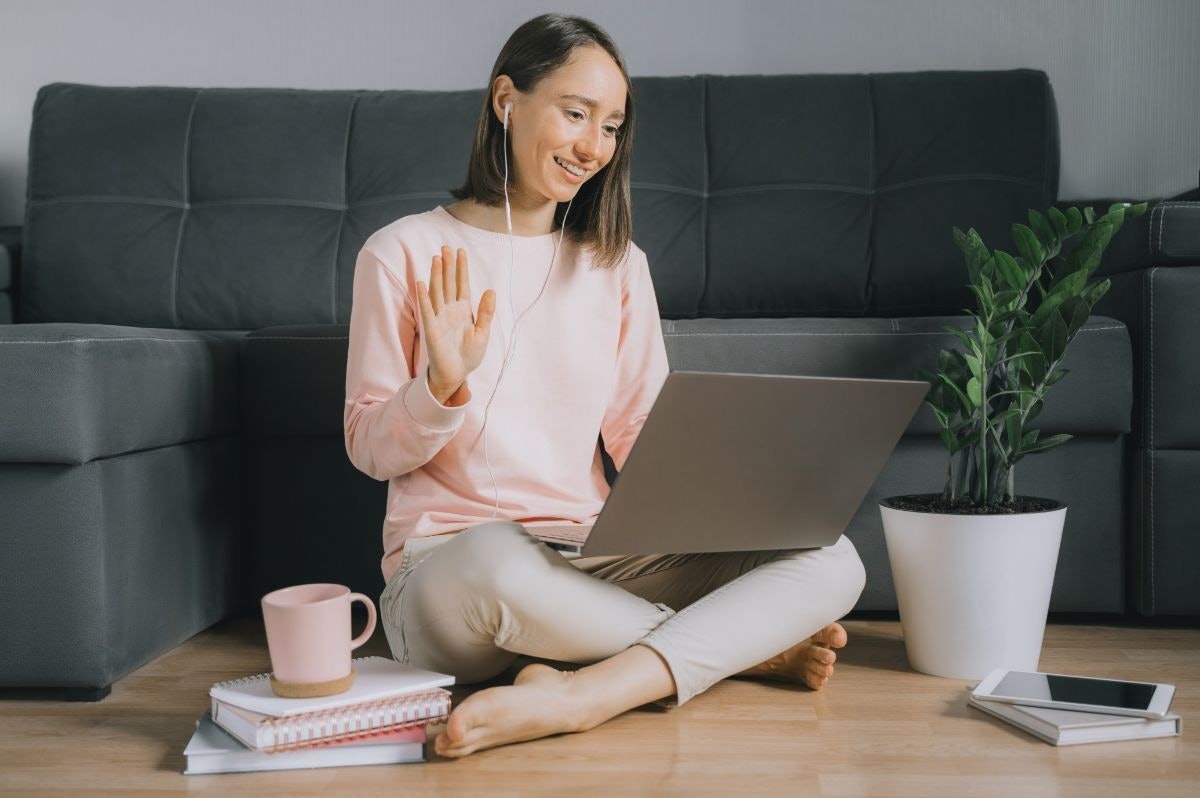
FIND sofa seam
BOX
[1147,202,1157,255]
[1152,202,1161,255]
[171,91,200,328]
[246,335,349,341]
[863,74,877,313]
[0,326,1125,344]
[698,77,709,316]
[660,325,1124,337]
[0,337,226,345]
[332,95,358,324]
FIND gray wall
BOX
[1,0,1197,226]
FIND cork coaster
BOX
[269,668,355,698]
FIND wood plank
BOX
[0,618,1196,796]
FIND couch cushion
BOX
[0,324,243,463]
[23,71,1056,328]
[242,315,1129,440]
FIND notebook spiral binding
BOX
[213,658,453,754]
[265,690,451,753]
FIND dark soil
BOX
[882,493,1063,515]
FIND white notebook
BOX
[967,693,1182,746]
[209,656,455,716]
[183,712,424,775]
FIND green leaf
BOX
[1065,206,1083,234]
[993,289,1021,308]
[1012,224,1046,270]
[1031,270,1088,329]
[1083,207,1096,224]
[1027,398,1044,424]
[959,228,991,286]
[952,226,968,252]
[1027,209,1057,250]
[1082,278,1110,309]
[964,353,983,381]
[993,250,1026,293]
[938,428,959,453]
[1022,432,1073,455]
[1048,206,1069,236]
[944,326,982,359]
[1005,410,1022,448]
[1059,295,1091,337]
[938,373,976,413]
[966,376,982,407]
[1036,310,1069,363]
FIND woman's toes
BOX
[810,660,834,678]
[818,622,849,649]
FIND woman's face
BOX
[503,45,627,204]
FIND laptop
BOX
[528,370,929,558]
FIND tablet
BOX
[971,668,1175,720]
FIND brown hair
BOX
[448,13,635,272]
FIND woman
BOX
[343,13,867,758]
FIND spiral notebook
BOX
[209,656,455,716]
[212,687,452,752]
[184,711,426,774]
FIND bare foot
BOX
[735,622,848,690]
[433,663,585,758]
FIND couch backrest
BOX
[21,70,1057,329]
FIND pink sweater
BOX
[344,206,669,582]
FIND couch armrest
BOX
[0,226,21,324]
[1054,184,1200,276]
[1091,263,1200,614]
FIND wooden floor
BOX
[1,616,1197,796]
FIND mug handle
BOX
[349,593,377,650]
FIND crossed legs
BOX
[379,522,866,757]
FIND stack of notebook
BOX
[966,685,1182,746]
[183,656,455,774]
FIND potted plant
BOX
[880,200,1149,679]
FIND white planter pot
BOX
[880,496,1066,680]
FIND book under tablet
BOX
[530,371,928,557]
[967,693,1183,746]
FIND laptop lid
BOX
[576,371,928,557]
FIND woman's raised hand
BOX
[416,245,496,404]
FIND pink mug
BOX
[261,583,377,697]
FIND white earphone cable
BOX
[479,104,572,520]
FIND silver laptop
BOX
[529,370,929,558]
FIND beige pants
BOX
[379,521,866,706]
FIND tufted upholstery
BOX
[22,70,1055,327]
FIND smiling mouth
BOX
[554,156,587,178]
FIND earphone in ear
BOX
[502,101,512,130]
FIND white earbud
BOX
[503,101,511,130]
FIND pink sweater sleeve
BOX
[599,247,670,472]
[343,245,472,481]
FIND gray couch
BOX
[2,70,1197,700]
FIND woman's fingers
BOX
[428,245,472,316]
[416,281,435,328]
[441,245,457,304]
[475,289,496,334]
[429,254,444,313]
[457,248,470,303]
